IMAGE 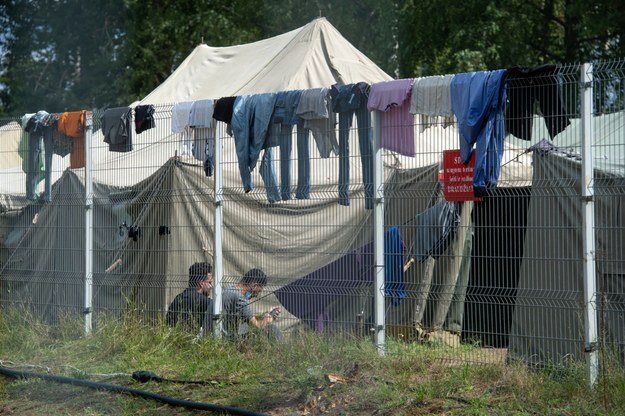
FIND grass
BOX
[0,307,624,415]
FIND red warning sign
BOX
[441,149,482,202]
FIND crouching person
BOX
[222,268,282,341]
[166,262,214,334]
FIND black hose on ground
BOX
[0,366,267,416]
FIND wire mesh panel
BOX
[0,60,624,371]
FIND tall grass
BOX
[1,306,624,415]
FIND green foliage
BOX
[1,0,625,116]
[397,0,625,78]
[2,0,126,115]
[119,0,264,105]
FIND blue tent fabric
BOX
[384,227,406,305]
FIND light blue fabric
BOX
[231,93,278,196]
[450,70,507,193]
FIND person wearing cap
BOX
[166,262,214,332]
[221,268,282,340]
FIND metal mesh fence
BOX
[0,60,624,371]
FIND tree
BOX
[2,0,126,116]
[397,0,625,78]
[0,2,13,116]
[118,0,265,104]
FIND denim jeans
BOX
[267,91,312,200]
[26,127,53,203]
[268,121,311,200]
[331,83,374,209]
[231,93,278,195]
[259,148,281,203]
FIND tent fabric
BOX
[508,152,625,365]
[139,18,393,105]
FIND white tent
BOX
[139,17,392,104]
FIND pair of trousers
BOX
[231,94,277,197]
[277,122,311,200]
[262,121,312,202]
[336,105,374,209]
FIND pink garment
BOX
[367,79,415,156]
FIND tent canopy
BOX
[139,17,392,104]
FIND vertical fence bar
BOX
[212,127,224,338]
[372,110,385,354]
[580,63,598,386]
[84,111,94,335]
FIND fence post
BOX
[371,110,385,354]
[84,111,93,335]
[580,62,598,387]
[212,127,224,338]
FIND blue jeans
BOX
[272,122,311,200]
[268,90,311,200]
[26,128,53,203]
[259,148,280,203]
[331,83,374,209]
[231,94,278,195]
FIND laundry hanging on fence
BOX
[451,70,507,197]
[171,101,194,156]
[101,107,133,153]
[268,90,306,200]
[410,75,455,131]
[368,78,415,157]
[331,82,374,209]
[505,64,571,141]
[231,93,280,202]
[57,110,86,169]
[134,104,155,134]
[189,99,216,176]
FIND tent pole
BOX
[212,124,224,338]
[84,111,94,335]
[581,62,598,387]
[371,110,385,355]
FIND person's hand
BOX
[268,306,281,320]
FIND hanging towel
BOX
[189,99,214,128]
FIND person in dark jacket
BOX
[166,262,213,332]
